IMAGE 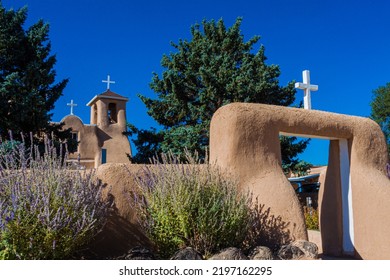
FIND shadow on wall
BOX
[85,192,153,259]
[247,202,292,251]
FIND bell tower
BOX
[86,75,132,164]
[87,89,128,130]
[86,75,128,131]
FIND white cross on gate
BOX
[67,99,77,115]
[295,70,318,110]
[102,75,115,90]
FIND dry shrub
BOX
[132,152,253,258]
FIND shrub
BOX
[132,152,253,259]
[0,137,110,259]
[303,206,319,230]
[0,140,23,156]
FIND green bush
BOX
[0,140,22,156]
[0,138,110,259]
[133,152,253,258]
[303,206,319,230]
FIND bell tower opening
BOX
[87,89,128,128]
[108,103,117,124]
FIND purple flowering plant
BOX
[0,134,110,259]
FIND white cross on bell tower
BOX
[102,75,115,90]
[67,99,77,115]
[295,70,318,110]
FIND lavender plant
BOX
[0,136,110,259]
[133,152,253,258]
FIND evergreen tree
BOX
[128,18,309,173]
[371,82,390,154]
[0,3,71,147]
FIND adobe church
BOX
[61,77,132,168]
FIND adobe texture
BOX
[209,103,390,259]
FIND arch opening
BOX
[280,132,354,256]
[210,103,390,259]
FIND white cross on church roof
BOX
[295,70,318,110]
[102,75,115,90]
[67,99,77,115]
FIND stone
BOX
[277,244,305,260]
[291,240,318,259]
[209,247,248,260]
[170,247,203,260]
[122,246,155,260]
[248,246,274,260]
[108,246,155,260]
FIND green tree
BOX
[128,18,309,173]
[0,3,73,149]
[371,82,390,154]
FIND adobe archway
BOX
[210,103,390,259]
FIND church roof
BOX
[60,114,84,125]
[86,90,129,106]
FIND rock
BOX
[248,246,274,260]
[171,247,203,260]
[277,244,305,260]
[291,240,319,259]
[116,246,155,260]
[209,247,248,260]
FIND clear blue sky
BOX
[3,0,390,165]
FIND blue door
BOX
[102,149,107,164]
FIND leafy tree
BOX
[371,82,390,154]
[126,124,163,163]
[0,3,74,150]
[280,135,312,176]
[128,18,309,173]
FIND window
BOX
[102,148,107,164]
[71,131,78,142]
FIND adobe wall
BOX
[98,123,131,164]
[90,163,153,257]
[210,103,390,259]
[319,140,343,255]
[62,115,100,162]
[62,114,131,168]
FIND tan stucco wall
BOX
[61,115,100,161]
[210,103,390,259]
[62,113,131,169]
[97,123,131,165]
[91,104,97,125]
[116,101,127,130]
[89,95,131,167]
[62,116,99,165]
[96,100,109,128]
[319,140,343,255]
[209,103,308,246]
[90,163,152,257]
